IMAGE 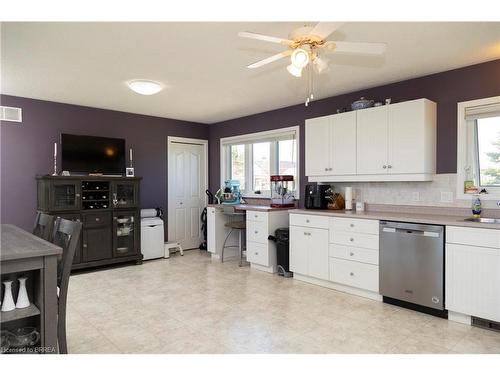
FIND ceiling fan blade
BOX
[247,50,292,69]
[309,22,343,39]
[238,31,292,45]
[325,41,387,55]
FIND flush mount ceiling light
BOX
[127,80,163,95]
[239,23,386,106]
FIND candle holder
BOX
[52,142,58,176]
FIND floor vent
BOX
[472,316,500,333]
[0,106,22,123]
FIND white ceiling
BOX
[1,22,499,124]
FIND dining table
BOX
[1,224,62,354]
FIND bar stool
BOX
[221,206,247,266]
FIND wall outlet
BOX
[440,191,454,203]
[412,192,420,202]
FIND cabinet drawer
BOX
[246,241,269,266]
[446,226,500,249]
[290,214,329,229]
[329,217,379,235]
[247,220,269,244]
[83,212,112,228]
[246,210,268,223]
[329,258,379,292]
[330,231,379,250]
[329,244,379,265]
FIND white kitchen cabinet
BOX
[356,106,388,175]
[246,210,289,273]
[290,216,329,280]
[306,98,436,182]
[305,115,331,176]
[446,226,500,323]
[207,206,239,258]
[305,111,357,176]
[388,99,436,175]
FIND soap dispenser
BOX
[472,194,482,218]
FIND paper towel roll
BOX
[140,208,158,218]
[345,187,353,210]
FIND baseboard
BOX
[448,311,472,325]
[293,273,382,301]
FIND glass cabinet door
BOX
[50,181,81,211]
[113,211,138,257]
[112,181,137,208]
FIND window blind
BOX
[465,102,500,120]
[221,130,296,146]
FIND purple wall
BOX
[0,95,208,234]
[208,60,500,203]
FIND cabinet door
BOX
[49,180,81,211]
[82,226,112,262]
[356,106,388,175]
[307,227,329,280]
[388,100,427,174]
[331,111,357,175]
[446,243,500,322]
[112,181,138,208]
[289,226,308,275]
[207,208,216,254]
[58,213,82,264]
[305,115,332,176]
[113,211,139,257]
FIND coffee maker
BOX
[304,184,330,209]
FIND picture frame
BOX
[125,167,135,177]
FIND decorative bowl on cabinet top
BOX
[351,97,374,110]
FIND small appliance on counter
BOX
[140,208,164,260]
[221,179,241,205]
[270,175,295,208]
[304,184,330,209]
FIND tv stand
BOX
[36,175,143,271]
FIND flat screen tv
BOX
[61,133,126,174]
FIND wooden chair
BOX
[32,211,55,242]
[51,217,82,354]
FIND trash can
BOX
[268,228,292,277]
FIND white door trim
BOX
[167,136,209,244]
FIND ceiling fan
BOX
[238,22,387,105]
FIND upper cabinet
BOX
[305,111,357,177]
[305,98,436,182]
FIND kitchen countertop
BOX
[208,204,291,212]
[289,209,500,230]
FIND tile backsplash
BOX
[332,174,500,210]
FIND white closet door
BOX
[169,142,205,250]
[305,115,331,176]
[331,111,357,175]
[356,106,388,175]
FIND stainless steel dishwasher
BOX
[379,221,445,312]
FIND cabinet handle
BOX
[324,168,328,171]
[255,230,258,234]
[350,272,354,276]
[306,219,310,223]
[304,232,310,236]
[388,165,392,169]
[95,217,100,222]
[350,223,354,228]
[75,193,81,197]
[255,252,258,255]
[254,215,258,218]
[83,244,87,248]
[350,252,354,256]
[349,238,354,242]
[383,165,387,169]
[329,168,333,171]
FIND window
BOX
[221,127,299,197]
[457,96,500,199]
[476,116,500,187]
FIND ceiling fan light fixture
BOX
[314,56,329,74]
[290,48,310,69]
[127,79,164,95]
[287,64,302,77]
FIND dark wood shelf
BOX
[82,189,110,192]
[0,304,41,323]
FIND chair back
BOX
[52,217,82,288]
[33,211,55,242]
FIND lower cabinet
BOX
[289,224,329,280]
[446,226,500,322]
[113,210,139,258]
[329,257,379,292]
[82,212,112,262]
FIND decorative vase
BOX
[16,277,30,309]
[1,280,16,312]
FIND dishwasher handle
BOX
[381,226,441,238]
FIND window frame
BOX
[220,126,300,198]
[456,96,500,200]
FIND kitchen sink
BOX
[463,217,500,224]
